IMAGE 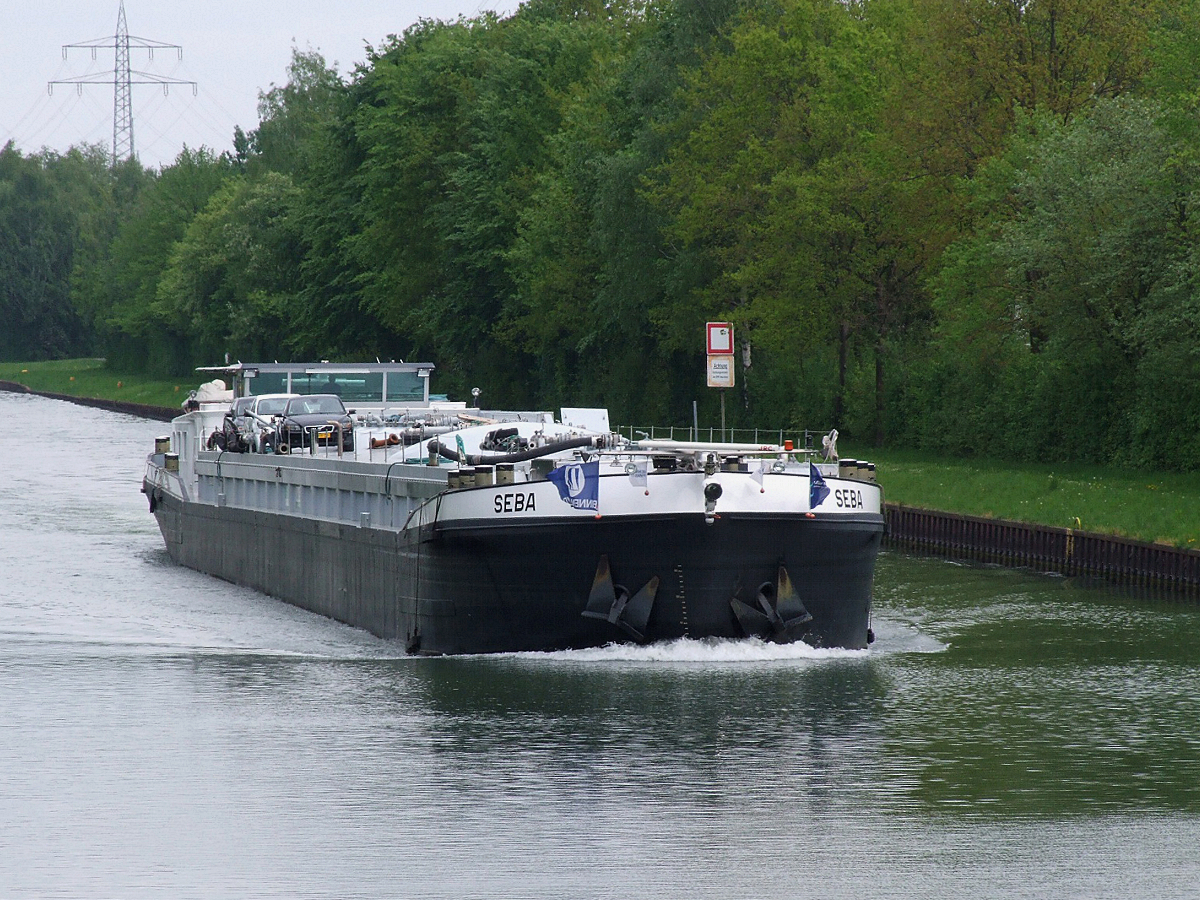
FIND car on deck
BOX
[275,394,355,453]
[232,393,299,452]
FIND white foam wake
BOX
[506,636,867,666]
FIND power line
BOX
[48,1,196,165]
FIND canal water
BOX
[2,392,1198,899]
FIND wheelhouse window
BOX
[385,371,424,402]
[229,364,431,405]
[247,372,287,395]
[288,372,383,402]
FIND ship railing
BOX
[616,425,827,454]
[144,458,191,502]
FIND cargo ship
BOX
[143,362,883,655]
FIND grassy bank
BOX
[3,359,1196,548]
[0,358,187,410]
[844,445,1199,549]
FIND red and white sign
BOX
[706,322,733,355]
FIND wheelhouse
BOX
[199,362,435,409]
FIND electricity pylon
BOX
[49,1,197,165]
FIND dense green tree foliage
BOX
[0,143,121,359]
[908,98,1200,464]
[6,0,1200,467]
[85,147,234,375]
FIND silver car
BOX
[232,393,299,452]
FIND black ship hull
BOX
[149,485,882,655]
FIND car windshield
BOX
[287,395,345,416]
[256,397,291,416]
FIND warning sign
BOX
[707,355,735,388]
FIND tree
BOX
[922,98,1195,463]
[0,143,107,360]
[647,0,932,437]
[250,49,348,177]
[94,147,235,374]
[893,0,1163,182]
[156,172,303,364]
[343,3,640,403]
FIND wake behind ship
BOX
[143,362,884,655]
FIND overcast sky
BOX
[3,0,515,169]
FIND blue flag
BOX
[809,462,830,510]
[548,460,599,511]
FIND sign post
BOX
[706,322,734,440]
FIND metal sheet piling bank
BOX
[885,504,1200,596]
[141,362,884,655]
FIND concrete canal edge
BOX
[0,380,177,422]
[885,503,1200,598]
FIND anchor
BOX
[582,554,658,642]
[730,565,813,643]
